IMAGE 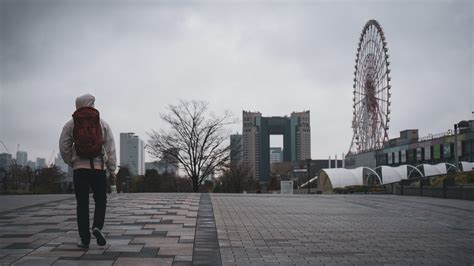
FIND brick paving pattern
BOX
[0,193,200,265]
[212,194,474,265]
[1,193,474,265]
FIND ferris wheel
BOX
[349,19,391,154]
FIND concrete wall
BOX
[392,185,474,201]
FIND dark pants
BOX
[73,169,107,244]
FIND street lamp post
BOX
[306,158,311,194]
[454,123,459,172]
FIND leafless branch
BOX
[147,100,236,192]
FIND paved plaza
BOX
[213,195,474,265]
[0,193,473,265]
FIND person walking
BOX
[59,94,116,249]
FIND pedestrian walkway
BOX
[0,195,74,213]
[212,194,474,265]
[0,193,473,265]
[0,193,200,265]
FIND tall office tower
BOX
[242,111,262,182]
[120,133,145,176]
[27,161,36,169]
[230,134,243,165]
[16,151,27,166]
[291,111,311,161]
[54,153,69,174]
[36,158,46,169]
[0,153,12,170]
[242,110,311,184]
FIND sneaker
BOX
[92,227,107,246]
[77,240,89,249]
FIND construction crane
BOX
[47,149,56,166]
[0,140,10,153]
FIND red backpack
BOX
[72,107,103,159]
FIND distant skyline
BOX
[1,0,473,162]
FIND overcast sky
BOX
[1,0,473,163]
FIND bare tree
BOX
[221,163,258,193]
[147,100,235,192]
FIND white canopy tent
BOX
[460,161,474,172]
[318,168,364,192]
[315,162,473,193]
[375,165,424,184]
[377,165,408,184]
[412,163,456,177]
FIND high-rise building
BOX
[120,133,145,176]
[270,147,283,165]
[0,153,12,170]
[145,161,178,175]
[230,134,243,165]
[27,161,36,169]
[291,111,311,161]
[16,151,27,166]
[54,154,69,174]
[242,111,311,184]
[36,158,46,169]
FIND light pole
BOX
[454,124,459,172]
[453,120,470,172]
[306,158,311,194]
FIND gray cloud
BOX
[0,0,472,162]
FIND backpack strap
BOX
[88,156,104,170]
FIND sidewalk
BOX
[0,193,200,266]
[0,193,473,265]
[212,194,474,265]
[0,195,74,213]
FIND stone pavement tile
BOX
[145,243,193,249]
[0,237,37,244]
[29,250,85,257]
[85,249,106,255]
[106,244,143,253]
[118,247,159,258]
[0,193,201,264]
[53,259,114,266]
[107,225,143,231]
[80,251,121,261]
[11,256,58,266]
[0,254,24,263]
[0,195,74,213]
[172,262,192,266]
[143,224,185,229]
[166,229,196,236]
[213,194,474,265]
[4,243,42,250]
[131,236,179,245]
[0,248,33,256]
[174,255,192,262]
[113,257,174,266]
[123,230,153,235]
[158,246,193,256]
[107,239,132,246]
